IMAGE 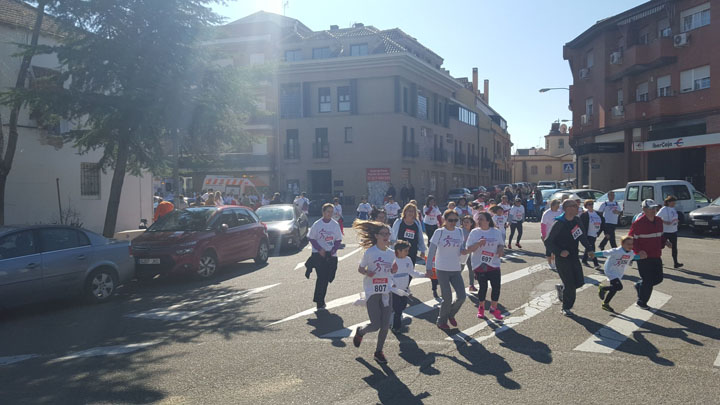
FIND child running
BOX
[508,197,525,249]
[459,215,477,292]
[353,220,396,364]
[390,240,426,333]
[464,212,505,320]
[595,235,646,312]
[490,205,508,243]
[356,196,372,220]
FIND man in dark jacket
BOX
[545,199,594,316]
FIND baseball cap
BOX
[642,199,660,208]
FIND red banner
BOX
[366,168,391,182]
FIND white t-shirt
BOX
[359,246,395,298]
[423,206,441,226]
[657,206,679,233]
[587,211,602,238]
[541,208,561,239]
[392,256,426,292]
[332,205,343,221]
[455,206,472,217]
[509,205,525,223]
[500,203,511,220]
[429,227,464,271]
[466,227,503,269]
[599,200,621,225]
[385,202,401,219]
[356,202,372,214]
[601,247,637,281]
[492,214,507,235]
[308,219,343,256]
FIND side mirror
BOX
[219,223,229,233]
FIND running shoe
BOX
[582,261,589,267]
[432,290,439,300]
[598,285,606,300]
[468,285,478,292]
[353,328,363,348]
[437,323,451,330]
[549,263,557,270]
[601,303,614,312]
[448,317,458,327]
[561,309,573,317]
[391,327,402,334]
[516,242,522,249]
[490,308,504,320]
[634,282,641,299]
[555,284,564,302]
[507,243,512,250]
[674,263,684,268]
[636,301,650,310]
[374,351,388,364]
[477,306,485,319]
[316,302,326,310]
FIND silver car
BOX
[0,225,134,309]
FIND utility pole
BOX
[283,0,289,16]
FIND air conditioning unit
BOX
[612,105,624,117]
[581,114,589,125]
[579,68,590,79]
[674,33,689,47]
[610,51,622,65]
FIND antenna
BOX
[283,0,289,16]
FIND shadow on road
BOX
[435,341,521,390]
[307,309,347,348]
[356,357,430,404]
[489,323,553,364]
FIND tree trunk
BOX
[103,136,130,237]
[0,0,47,226]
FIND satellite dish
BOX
[560,124,568,133]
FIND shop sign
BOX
[632,133,720,152]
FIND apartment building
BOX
[210,12,512,205]
[564,0,720,196]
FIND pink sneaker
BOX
[437,323,451,330]
[490,307,504,320]
[477,306,485,319]
[449,317,458,327]
[468,285,478,292]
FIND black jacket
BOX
[544,213,592,257]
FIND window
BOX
[312,47,331,59]
[636,82,649,102]
[662,185,691,200]
[545,165,552,175]
[417,94,428,120]
[337,86,351,112]
[681,3,711,32]
[350,43,368,56]
[235,209,256,226]
[694,191,710,204]
[658,18,672,37]
[585,97,593,116]
[285,129,299,160]
[39,228,90,253]
[627,186,639,201]
[586,50,594,68]
[558,139,565,149]
[81,163,100,198]
[638,26,650,45]
[402,87,408,113]
[284,49,302,62]
[344,127,352,143]
[0,231,37,260]
[657,75,672,97]
[458,106,477,126]
[249,53,265,66]
[641,186,655,201]
[680,65,711,93]
[218,211,239,228]
[617,89,624,106]
[530,166,538,175]
[318,87,331,113]
[280,83,302,118]
[314,128,329,158]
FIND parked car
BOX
[469,186,487,198]
[688,196,720,235]
[256,204,309,250]
[0,225,134,309]
[132,206,269,280]
[549,188,605,203]
[623,180,710,225]
[537,180,563,190]
[539,188,564,209]
[593,188,628,226]
[447,188,474,203]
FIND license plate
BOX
[695,220,708,226]
[138,258,160,265]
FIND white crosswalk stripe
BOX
[714,350,720,368]
[0,354,39,366]
[574,291,672,354]
[50,341,161,363]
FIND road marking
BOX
[715,350,720,368]
[50,341,161,362]
[0,354,40,366]
[450,274,605,344]
[574,291,672,354]
[127,283,279,321]
[294,247,362,270]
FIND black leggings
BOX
[476,269,501,302]
[392,293,408,328]
[509,222,523,244]
[663,232,679,265]
[600,278,623,304]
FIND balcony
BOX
[402,142,420,159]
[468,155,479,168]
[454,153,467,166]
[312,143,330,159]
[283,144,300,160]
[432,148,448,163]
[624,94,680,121]
[607,37,677,81]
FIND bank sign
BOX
[632,133,720,152]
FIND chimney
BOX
[353,22,364,28]
[483,79,489,103]
[330,25,339,30]
[472,68,478,95]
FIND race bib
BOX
[403,229,416,240]
[372,277,389,293]
[515,212,523,220]
[480,250,495,263]
[571,225,583,240]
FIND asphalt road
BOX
[1,221,719,404]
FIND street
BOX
[1,221,719,404]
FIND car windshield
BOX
[256,207,294,222]
[541,189,559,199]
[147,208,215,232]
[712,197,720,206]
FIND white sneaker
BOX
[550,263,557,270]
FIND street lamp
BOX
[539,87,570,93]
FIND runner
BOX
[390,203,427,266]
[490,205,508,243]
[459,215,477,292]
[447,201,456,211]
[499,195,512,225]
[464,211,505,320]
[579,199,602,269]
[422,195,443,299]
[370,207,387,224]
[299,192,310,215]
[356,196,372,220]
[390,240,427,333]
[306,203,343,310]
[352,220,395,364]
[332,197,344,235]
[544,199,594,316]
[508,197,525,249]
[384,196,401,225]
[594,235,646,312]
[541,199,562,270]
[657,196,683,268]
[425,209,466,329]
[455,197,472,218]
[630,199,672,309]
[598,191,622,249]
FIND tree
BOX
[0,0,50,226]
[7,0,256,237]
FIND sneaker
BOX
[490,308,504,320]
[561,309,573,317]
[353,328,363,348]
[507,243,512,250]
[598,285,606,300]
[432,290,439,300]
[305,266,312,279]
[477,306,485,319]
[468,285,478,292]
[634,282,641,299]
[582,261,589,267]
[555,284,564,302]
[316,302,327,310]
[437,323,451,330]
[549,263,557,270]
[594,263,601,270]
[391,327,402,334]
[448,317,458,327]
[516,242,522,249]
[636,301,650,310]
[374,351,388,364]
[674,263,684,269]
[601,303,614,312]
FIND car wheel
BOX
[85,268,118,303]
[197,252,218,278]
[255,240,269,264]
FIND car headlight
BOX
[176,248,194,255]
[277,223,294,232]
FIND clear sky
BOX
[213,0,647,150]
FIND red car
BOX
[132,206,269,279]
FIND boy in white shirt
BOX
[594,235,646,312]
[490,205,508,242]
[356,196,372,220]
[390,241,426,333]
[306,203,343,309]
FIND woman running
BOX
[356,196,372,220]
[459,215,477,291]
[352,220,395,364]
[465,212,505,320]
[594,235,646,312]
[425,209,466,329]
[541,199,562,270]
[657,196,682,268]
[370,207,387,224]
[508,197,525,249]
[390,203,427,266]
[580,199,602,269]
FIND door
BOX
[235,208,261,260]
[0,230,43,307]
[624,185,641,217]
[38,227,94,298]
[214,210,241,264]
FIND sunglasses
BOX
[446,218,459,223]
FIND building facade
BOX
[564,0,720,196]
[512,123,575,184]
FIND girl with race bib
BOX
[464,212,505,320]
[594,235,646,312]
[352,220,396,364]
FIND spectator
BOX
[153,198,174,222]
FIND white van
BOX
[623,180,710,225]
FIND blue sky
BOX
[214,0,647,150]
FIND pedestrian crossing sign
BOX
[563,163,575,173]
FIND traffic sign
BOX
[563,163,575,173]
